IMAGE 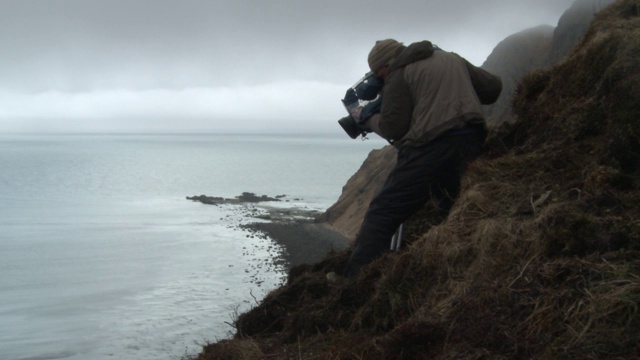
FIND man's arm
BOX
[370,69,413,142]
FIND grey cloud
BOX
[0,0,576,132]
[1,0,574,92]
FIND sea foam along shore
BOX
[188,192,352,269]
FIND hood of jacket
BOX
[389,41,435,72]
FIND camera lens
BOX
[338,116,361,139]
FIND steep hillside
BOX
[195,1,640,358]
[546,0,616,66]
[482,0,615,128]
[481,25,555,126]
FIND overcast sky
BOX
[0,0,576,134]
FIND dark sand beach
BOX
[244,221,351,268]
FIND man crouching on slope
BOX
[344,39,502,278]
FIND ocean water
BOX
[0,133,386,360]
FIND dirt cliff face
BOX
[320,145,396,239]
[195,1,640,359]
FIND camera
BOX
[338,72,383,139]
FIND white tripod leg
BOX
[390,223,404,252]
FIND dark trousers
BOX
[344,127,485,277]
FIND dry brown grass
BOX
[196,1,640,359]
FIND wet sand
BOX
[244,221,351,268]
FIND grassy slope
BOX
[196,1,640,358]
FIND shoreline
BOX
[243,220,351,268]
[239,203,352,269]
[188,193,353,269]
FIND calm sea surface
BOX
[0,133,385,360]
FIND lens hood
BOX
[338,116,362,139]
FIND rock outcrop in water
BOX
[193,1,640,358]
[187,192,287,205]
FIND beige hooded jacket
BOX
[366,41,502,148]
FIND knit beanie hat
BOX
[368,39,403,72]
